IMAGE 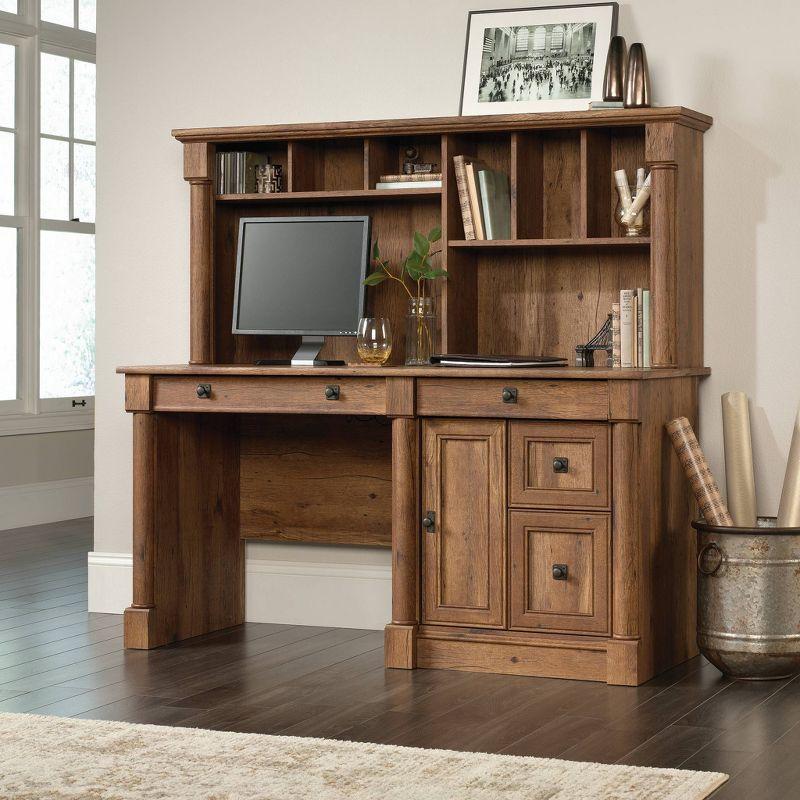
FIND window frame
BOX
[0,0,95,435]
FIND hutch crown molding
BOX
[119,106,711,685]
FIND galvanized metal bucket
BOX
[692,516,800,680]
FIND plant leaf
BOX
[413,231,430,257]
[372,240,380,260]
[364,271,387,286]
[428,225,442,243]
[422,268,448,280]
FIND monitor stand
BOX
[291,335,326,366]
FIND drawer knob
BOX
[422,511,436,531]
[502,387,517,404]
[325,385,340,400]
[553,457,569,473]
[196,383,211,399]
[552,564,568,581]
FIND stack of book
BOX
[216,151,270,195]
[375,173,442,190]
[452,156,511,240]
[612,289,651,368]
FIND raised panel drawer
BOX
[152,376,387,414]
[509,421,610,509]
[509,510,610,635]
[416,379,608,420]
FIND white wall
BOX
[95,0,800,616]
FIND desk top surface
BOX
[117,364,711,381]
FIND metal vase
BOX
[624,43,651,108]
[693,517,800,680]
[602,36,627,101]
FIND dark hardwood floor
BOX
[1,518,798,797]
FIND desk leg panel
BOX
[125,412,244,649]
[386,417,420,669]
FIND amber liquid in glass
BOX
[356,343,392,365]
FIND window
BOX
[0,1,95,433]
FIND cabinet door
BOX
[422,419,506,628]
[509,510,610,634]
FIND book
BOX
[589,100,624,109]
[465,161,487,240]
[378,173,443,182]
[375,180,442,190]
[217,151,269,194]
[620,289,635,368]
[477,169,511,240]
[453,155,476,240]
[636,287,644,368]
[642,289,651,368]
[611,302,621,368]
[431,354,568,367]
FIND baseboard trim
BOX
[87,552,391,630]
[0,477,94,531]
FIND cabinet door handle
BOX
[196,383,211,399]
[552,457,569,473]
[502,387,517,403]
[324,385,340,400]
[422,511,436,532]
[552,564,568,580]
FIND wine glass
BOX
[356,318,392,365]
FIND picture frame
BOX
[459,3,619,116]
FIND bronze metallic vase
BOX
[624,43,651,108]
[602,36,627,102]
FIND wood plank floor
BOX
[2,518,798,798]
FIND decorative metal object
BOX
[255,163,283,194]
[575,314,613,367]
[602,35,627,101]
[624,42,651,108]
[693,516,800,680]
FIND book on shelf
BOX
[615,289,651,369]
[464,161,487,239]
[375,180,442,190]
[453,155,477,240]
[216,151,269,194]
[477,169,512,240]
[378,173,443,182]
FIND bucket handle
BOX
[698,541,724,575]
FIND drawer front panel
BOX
[153,376,387,414]
[416,379,608,420]
[509,421,610,509]
[509,510,610,635]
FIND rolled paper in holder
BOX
[621,173,651,225]
[666,416,733,526]
[614,169,632,209]
[721,391,757,526]
[778,406,800,527]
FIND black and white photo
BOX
[460,4,618,115]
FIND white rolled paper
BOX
[621,172,651,225]
[614,169,632,209]
[721,391,757,527]
[635,168,646,227]
[778,406,800,527]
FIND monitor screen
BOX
[232,216,370,335]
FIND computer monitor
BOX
[232,215,371,365]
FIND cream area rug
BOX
[0,712,727,799]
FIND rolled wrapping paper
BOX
[614,169,632,209]
[666,416,734,526]
[721,392,757,526]
[621,172,651,225]
[777,407,800,527]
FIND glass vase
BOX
[356,317,392,365]
[405,297,438,366]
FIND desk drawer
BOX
[509,421,610,510]
[152,376,387,414]
[416,379,608,420]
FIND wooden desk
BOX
[118,364,708,686]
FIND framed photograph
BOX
[460,3,618,116]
